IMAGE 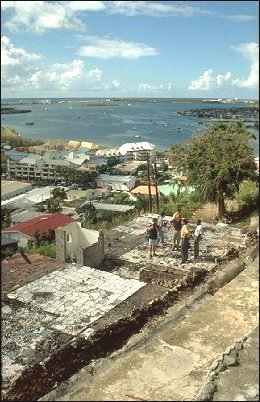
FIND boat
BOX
[134,135,141,138]
[177,127,182,131]
[25,121,34,125]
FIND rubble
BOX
[1,213,258,401]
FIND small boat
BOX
[134,135,141,138]
[177,127,182,131]
[25,121,34,125]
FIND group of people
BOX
[147,209,202,263]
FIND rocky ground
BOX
[2,214,259,401]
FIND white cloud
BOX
[188,42,259,92]
[1,36,42,89]
[1,36,121,94]
[231,43,259,89]
[223,14,257,22]
[138,82,172,93]
[216,72,232,86]
[65,1,106,12]
[188,70,216,91]
[105,1,211,17]
[3,1,85,34]
[77,36,159,59]
[2,0,214,36]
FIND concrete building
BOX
[55,221,104,267]
[97,174,136,192]
[6,149,89,182]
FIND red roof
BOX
[5,213,75,238]
[130,185,158,196]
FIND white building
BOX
[96,174,136,192]
[119,141,155,161]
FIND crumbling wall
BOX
[55,222,103,265]
[77,232,105,267]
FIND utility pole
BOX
[146,156,152,212]
[154,161,159,212]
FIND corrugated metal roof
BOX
[1,234,19,246]
[5,213,75,238]
[98,174,134,182]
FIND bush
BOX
[1,247,16,260]
[235,181,259,211]
[30,243,56,258]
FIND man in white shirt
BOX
[194,219,202,259]
[157,212,166,246]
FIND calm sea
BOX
[1,98,258,155]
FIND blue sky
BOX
[1,1,259,99]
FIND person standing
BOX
[170,215,182,250]
[172,208,181,220]
[193,219,202,259]
[147,217,159,258]
[180,218,190,264]
[157,212,166,246]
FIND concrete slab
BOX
[44,255,258,401]
[2,264,146,387]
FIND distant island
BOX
[1,107,31,114]
[177,106,259,126]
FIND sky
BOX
[1,0,259,99]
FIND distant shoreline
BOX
[1,107,31,114]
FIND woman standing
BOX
[180,218,190,264]
[147,217,159,258]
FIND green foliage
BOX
[1,207,13,227]
[102,192,134,205]
[30,243,56,258]
[76,203,97,225]
[47,198,62,212]
[1,130,44,148]
[235,181,259,211]
[181,121,257,218]
[135,194,148,212]
[159,161,168,172]
[1,247,16,260]
[51,187,67,199]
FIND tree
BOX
[182,122,257,219]
[51,187,67,199]
[76,203,97,225]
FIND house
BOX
[66,140,81,150]
[55,221,104,267]
[119,142,155,161]
[80,141,99,151]
[97,174,136,192]
[2,213,75,247]
[95,148,122,158]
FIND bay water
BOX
[1,98,258,155]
